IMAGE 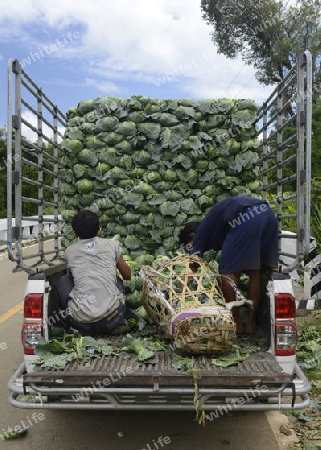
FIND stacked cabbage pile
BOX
[59,95,261,304]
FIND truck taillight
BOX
[275,293,296,319]
[24,294,43,319]
[22,323,43,355]
[275,323,297,356]
[22,294,44,354]
[275,293,297,356]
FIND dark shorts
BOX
[66,302,127,335]
[56,273,127,334]
[219,203,278,274]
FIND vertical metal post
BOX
[261,102,268,202]
[296,54,307,263]
[14,60,23,263]
[52,105,60,255]
[304,50,312,256]
[6,60,14,260]
[276,89,283,257]
[37,87,44,261]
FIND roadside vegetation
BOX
[288,310,321,449]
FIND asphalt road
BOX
[0,242,295,450]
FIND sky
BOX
[0,0,276,138]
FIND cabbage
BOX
[194,160,209,172]
[128,110,146,124]
[78,148,99,167]
[118,154,133,170]
[95,197,115,210]
[61,209,77,221]
[161,124,190,150]
[144,102,161,115]
[156,113,179,126]
[64,127,84,141]
[146,193,167,206]
[106,166,128,180]
[133,150,152,167]
[83,111,97,123]
[172,153,193,169]
[115,142,132,157]
[77,99,95,115]
[180,198,200,214]
[159,201,180,216]
[66,106,78,120]
[133,181,155,196]
[175,105,196,119]
[117,121,136,137]
[136,201,154,214]
[122,212,140,224]
[85,136,106,150]
[162,169,177,182]
[80,122,96,135]
[76,179,94,194]
[97,148,121,166]
[97,162,110,175]
[138,122,161,140]
[124,235,141,250]
[97,131,123,145]
[60,182,76,195]
[95,116,119,132]
[237,99,257,111]
[231,110,256,128]
[73,164,91,179]
[59,168,74,183]
[118,192,143,209]
[61,139,83,154]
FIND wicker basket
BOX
[140,254,237,354]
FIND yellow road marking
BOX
[0,301,24,324]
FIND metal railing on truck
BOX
[7,58,66,274]
[256,50,313,273]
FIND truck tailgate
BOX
[23,331,291,388]
[10,332,312,411]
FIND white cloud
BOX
[21,110,64,144]
[85,78,119,93]
[0,0,275,104]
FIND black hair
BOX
[178,222,201,247]
[71,210,100,239]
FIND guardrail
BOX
[0,215,62,243]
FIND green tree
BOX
[312,100,321,176]
[201,0,321,85]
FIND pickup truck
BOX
[6,52,313,415]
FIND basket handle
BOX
[216,274,253,310]
[139,266,174,315]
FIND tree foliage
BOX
[201,0,321,85]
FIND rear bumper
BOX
[8,362,311,411]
